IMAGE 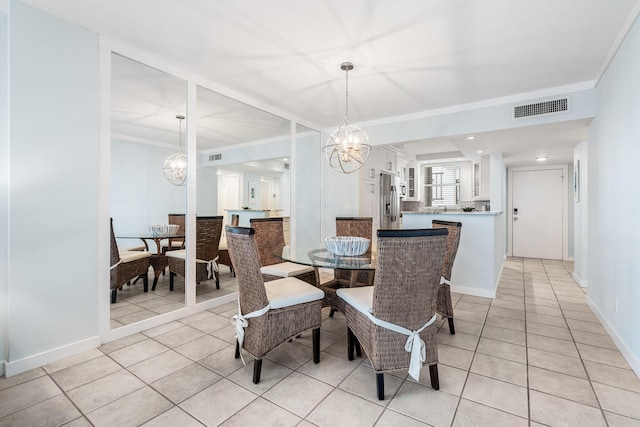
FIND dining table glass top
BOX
[277,245,376,270]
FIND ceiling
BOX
[21,0,640,165]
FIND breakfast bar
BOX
[402,211,505,298]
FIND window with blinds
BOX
[423,163,460,207]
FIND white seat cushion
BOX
[123,245,146,251]
[165,249,186,259]
[260,262,315,277]
[264,277,325,309]
[119,250,151,263]
[161,240,184,248]
[164,249,211,264]
[336,286,374,315]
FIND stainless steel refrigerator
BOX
[380,172,400,229]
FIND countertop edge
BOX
[402,211,503,216]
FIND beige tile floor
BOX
[110,266,239,330]
[2,258,640,426]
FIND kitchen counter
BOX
[402,210,502,216]
[402,211,505,298]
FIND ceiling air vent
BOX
[513,97,569,119]
[209,153,222,161]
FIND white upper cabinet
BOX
[378,148,396,175]
[360,146,379,182]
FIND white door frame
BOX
[507,164,569,260]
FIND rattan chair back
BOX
[196,216,223,262]
[250,217,285,267]
[372,228,448,330]
[110,218,121,266]
[225,226,269,315]
[168,213,185,234]
[336,217,372,254]
[431,220,462,281]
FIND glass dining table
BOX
[117,232,185,289]
[277,245,376,270]
[276,245,377,315]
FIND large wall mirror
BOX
[109,53,187,329]
[195,85,291,305]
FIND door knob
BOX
[513,217,518,221]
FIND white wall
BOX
[587,15,640,374]
[573,141,588,287]
[0,10,9,374]
[6,0,99,374]
[293,131,321,246]
[196,164,218,216]
[111,139,186,250]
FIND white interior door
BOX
[511,168,564,259]
[218,173,239,224]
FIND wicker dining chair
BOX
[320,217,374,316]
[337,228,448,400]
[166,216,223,290]
[226,225,324,384]
[250,217,317,286]
[161,213,185,253]
[218,214,239,276]
[431,220,462,334]
[110,218,151,303]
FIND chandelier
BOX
[323,62,371,174]
[163,114,187,186]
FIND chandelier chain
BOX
[345,67,349,125]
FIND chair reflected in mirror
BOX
[110,218,151,303]
[166,216,223,291]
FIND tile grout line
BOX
[540,260,611,427]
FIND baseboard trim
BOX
[572,272,588,288]
[450,284,496,299]
[4,336,101,378]
[586,296,640,378]
[0,360,5,376]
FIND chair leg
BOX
[312,328,320,364]
[235,340,240,359]
[448,317,455,335]
[354,337,362,357]
[215,271,220,289]
[142,274,148,293]
[111,289,117,304]
[347,328,355,361]
[376,373,385,400]
[231,266,235,277]
[429,364,440,390]
[253,359,263,384]
[169,272,175,291]
[329,308,337,317]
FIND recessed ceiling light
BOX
[466,136,475,140]
[536,156,548,161]
[283,158,288,162]
[477,150,483,154]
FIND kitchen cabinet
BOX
[360,180,379,228]
[360,145,379,182]
[406,165,420,200]
[473,156,491,200]
[378,148,396,175]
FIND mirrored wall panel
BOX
[195,85,292,303]
[110,53,187,329]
